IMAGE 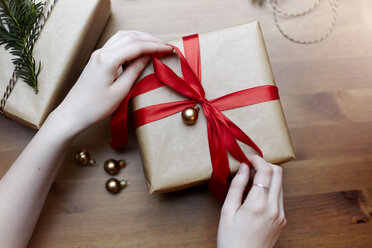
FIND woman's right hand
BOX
[52,31,172,136]
[217,155,286,248]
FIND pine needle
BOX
[0,0,44,93]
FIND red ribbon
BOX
[110,34,280,200]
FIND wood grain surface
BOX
[1,0,372,247]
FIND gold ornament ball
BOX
[104,159,127,175]
[105,178,128,194]
[182,106,199,125]
[75,150,94,166]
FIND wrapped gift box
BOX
[131,21,295,194]
[0,0,111,129]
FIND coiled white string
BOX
[267,0,339,44]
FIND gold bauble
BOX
[105,178,128,194]
[181,106,199,125]
[104,159,127,175]
[75,150,95,166]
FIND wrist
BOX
[44,107,85,140]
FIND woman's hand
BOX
[53,31,172,135]
[217,155,286,248]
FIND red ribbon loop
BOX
[110,34,280,200]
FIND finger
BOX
[279,187,284,217]
[109,35,165,51]
[108,41,172,69]
[102,32,122,48]
[102,30,135,48]
[278,188,286,229]
[249,155,273,191]
[222,163,250,217]
[243,155,272,206]
[104,31,164,49]
[268,164,282,207]
[114,32,164,47]
[112,55,151,95]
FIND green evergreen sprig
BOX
[0,0,44,93]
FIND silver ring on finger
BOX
[253,183,270,193]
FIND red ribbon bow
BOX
[110,34,280,200]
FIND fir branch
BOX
[0,0,44,93]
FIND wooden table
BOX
[1,0,371,247]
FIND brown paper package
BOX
[133,21,295,194]
[0,0,111,129]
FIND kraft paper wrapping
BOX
[0,0,111,129]
[133,21,295,194]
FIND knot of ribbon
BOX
[110,34,280,200]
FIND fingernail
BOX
[238,163,246,174]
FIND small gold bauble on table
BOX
[105,178,129,194]
[75,150,95,166]
[181,106,199,125]
[103,159,127,175]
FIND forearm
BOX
[0,31,171,248]
[0,110,80,248]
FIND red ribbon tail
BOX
[204,107,230,201]
[110,94,130,149]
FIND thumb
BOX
[112,55,151,95]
